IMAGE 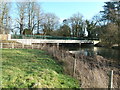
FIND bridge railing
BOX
[11,35,99,40]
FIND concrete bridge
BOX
[8,39,100,46]
[8,34,100,45]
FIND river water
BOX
[61,44,120,62]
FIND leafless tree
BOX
[0,2,11,34]
[15,2,42,35]
[16,2,27,34]
[26,2,38,34]
[41,13,59,35]
[34,3,43,34]
[69,12,84,37]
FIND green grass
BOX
[1,49,80,88]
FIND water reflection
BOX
[62,45,120,61]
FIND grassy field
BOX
[1,49,79,88]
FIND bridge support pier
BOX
[79,43,81,46]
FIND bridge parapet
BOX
[8,35,99,45]
[11,35,99,40]
[9,39,95,45]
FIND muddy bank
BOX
[39,44,120,88]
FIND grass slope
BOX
[1,49,79,88]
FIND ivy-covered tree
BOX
[59,24,71,37]
[100,1,120,46]
[23,28,32,35]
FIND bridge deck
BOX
[9,39,99,45]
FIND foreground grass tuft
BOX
[1,49,79,88]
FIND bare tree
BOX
[15,2,42,35]
[0,2,11,34]
[16,2,27,35]
[41,13,59,35]
[69,12,84,37]
[26,2,38,34]
[35,3,43,34]
[0,2,11,27]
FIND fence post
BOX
[109,70,113,89]
[53,46,55,57]
[22,44,24,49]
[62,50,64,59]
[73,55,77,77]
[38,44,39,49]
[32,44,33,49]
[0,43,2,48]
[12,43,14,49]
[57,43,59,50]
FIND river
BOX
[61,44,120,62]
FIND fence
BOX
[0,43,45,49]
[11,35,99,40]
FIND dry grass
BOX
[38,44,119,88]
[0,40,20,43]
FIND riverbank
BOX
[112,46,120,50]
[1,43,119,88]
[95,42,120,50]
[1,49,80,88]
[39,44,119,88]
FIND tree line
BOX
[0,1,120,46]
[0,2,98,37]
[97,1,120,46]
